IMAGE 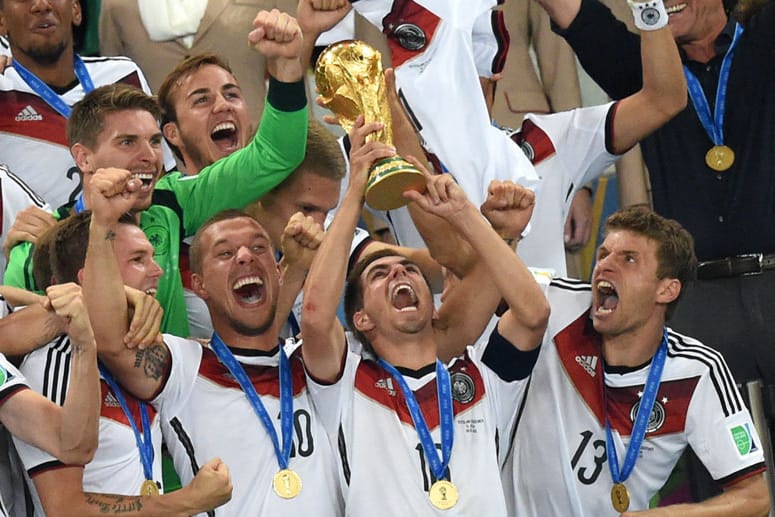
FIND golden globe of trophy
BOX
[315,40,426,211]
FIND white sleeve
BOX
[152,335,202,417]
[524,104,618,193]
[305,349,359,440]
[686,368,766,483]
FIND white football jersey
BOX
[156,336,343,517]
[505,278,767,516]
[381,103,617,277]
[0,352,30,517]
[351,0,540,211]
[1,163,50,283]
[0,56,174,209]
[14,335,164,516]
[308,330,538,516]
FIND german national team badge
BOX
[394,23,426,51]
[705,145,735,171]
[429,480,458,510]
[273,468,302,498]
[629,398,666,434]
[610,482,630,512]
[450,372,475,404]
[140,479,159,496]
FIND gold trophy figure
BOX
[315,40,426,211]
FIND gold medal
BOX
[705,145,735,171]
[429,480,458,510]
[273,469,302,499]
[611,482,630,512]
[140,479,159,496]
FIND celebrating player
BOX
[81,167,341,515]
[504,206,769,515]
[299,116,549,515]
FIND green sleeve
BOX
[4,241,39,293]
[154,79,308,237]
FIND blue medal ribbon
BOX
[377,358,453,482]
[683,23,743,147]
[209,333,293,470]
[12,55,95,118]
[604,328,668,486]
[97,362,155,483]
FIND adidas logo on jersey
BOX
[576,355,598,377]
[15,105,43,122]
[104,392,122,408]
[375,377,396,396]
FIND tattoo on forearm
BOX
[84,493,144,513]
[134,344,169,380]
[105,230,116,241]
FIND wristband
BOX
[628,0,669,31]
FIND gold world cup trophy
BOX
[315,40,426,211]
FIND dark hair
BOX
[67,84,161,148]
[604,206,697,319]
[189,209,268,275]
[50,211,138,284]
[157,53,234,162]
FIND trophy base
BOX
[366,156,426,211]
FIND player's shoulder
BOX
[664,327,733,375]
[82,55,147,90]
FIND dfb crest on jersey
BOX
[393,23,426,51]
[629,399,666,433]
[518,140,535,163]
[144,225,169,256]
[450,372,475,404]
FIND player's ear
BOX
[191,273,209,300]
[656,277,681,305]
[71,0,83,27]
[352,309,375,334]
[163,122,182,148]
[71,143,94,173]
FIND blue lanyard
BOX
[74,194,86,214]
[210,333,293,470]
[97,362,154,482]
[683,23,743,146]
[377,358,453,482]
[604,329,668,485]
[12,55,94,118]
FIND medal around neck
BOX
[705,145,735,171]
[140,479,159,496]
[315,40,426,211]
[610,482,630,512]
[273,468,302,499]
[429,480,458,510]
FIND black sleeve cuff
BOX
[552,0,613,38]
[481,326,541,382]
[267,77,307,113]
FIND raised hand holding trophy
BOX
[315,40,426,211]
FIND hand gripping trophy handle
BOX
[315,40,426,211]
